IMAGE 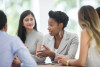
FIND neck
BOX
[0,28,6,32]
[54,30,64,40]
[26,28,34,34]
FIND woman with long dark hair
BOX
[12,10,43,66]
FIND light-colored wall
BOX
[39,0,54,34]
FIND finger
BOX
[37,50,43,52]
[43,45,49,50]
[37,52,43,57]
[37,53,44,58]
[55,56,63,60]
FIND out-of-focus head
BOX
[78,5,100,30]
[96,7,100,19]
[18,10,37,31]
[17,10,37,43]
[0,10,7,31]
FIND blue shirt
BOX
[0,31,37,67]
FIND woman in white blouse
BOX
[56,5,100,67]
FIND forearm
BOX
[32,55,45,63]
[17,48,37,67]
[69,59,85,66]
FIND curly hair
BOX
[48,10,69,29]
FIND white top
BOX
[0,31,37,67]
[54,48,58,54]
[86,39,100,67]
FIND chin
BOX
[27,27,33,29]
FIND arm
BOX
[17,48,37,67]
[12,36,37,67]
[69,29,90,66]
[54,34,79,59]
[36,45,41,56]
[36,34,43,56]
[56,29,90,66]
[67,34,79,59]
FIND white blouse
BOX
[86,39,100,67]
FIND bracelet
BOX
[66,60,70,66]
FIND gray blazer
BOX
[33,31,79,63]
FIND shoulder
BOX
[10,35,22,43]
[81,29,90,41]
[64,31,78,39]
[34,30,44,37]
[81,29,89,36]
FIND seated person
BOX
[56,5,100,67]
[36,10,79,63]
[0,10,37,67]
[12,10,43,66]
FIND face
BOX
[23,14,35,30]
[48,18,61,36]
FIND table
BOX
[38,65,83,67]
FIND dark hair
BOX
[48,10,69,29]
[96,7,100,18]
[17,10,37,43]
[0,10,7,29]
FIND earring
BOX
[59,30,61,38]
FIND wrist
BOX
[49,51,55,58]
[66,59,70,66]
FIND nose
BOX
[29,20,32,24]
[48,26,51,31]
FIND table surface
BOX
[38,64,83,67]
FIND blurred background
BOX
[0,0,99,35]
[0,0,99,62]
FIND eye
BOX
[30,18,33,21]
[50,24,53,27]
[25,19,29,22]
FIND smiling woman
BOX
[12,10,43,66]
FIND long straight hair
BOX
[17,10,37,43]
[79,5,100,52]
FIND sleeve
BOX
[32,55,46,63]
[11,36,37,67]
[51,34,79,62]
[67,34,79,59]
[37,33,43,45]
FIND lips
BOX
[27,24,32,26]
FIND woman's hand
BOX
[37,45,55,58]
[55,56,69,65]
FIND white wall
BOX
[39,0,54,35]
